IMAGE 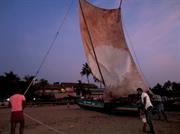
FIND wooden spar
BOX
[79,0,106,87]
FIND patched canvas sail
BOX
[79,0,148,99]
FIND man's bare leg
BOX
[19,121,24,134]
[10,122,16,134]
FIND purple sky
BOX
[0,0,179,87]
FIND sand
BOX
[0,105,180,134]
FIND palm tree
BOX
[163,80,172,91]
[0,75,6,99]
[80,63,92,83]
[23,75,35,84]
[4,71,20,82]
[2,71,20,98]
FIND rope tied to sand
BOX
[24,113,66,134]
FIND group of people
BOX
[8,87,168,134]
[137,88,168,134]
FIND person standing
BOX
[153,94,168,121]
[9,90,26,134]
[76,80,82,96]
[137,88,155,134]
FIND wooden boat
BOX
[78,0,149,113]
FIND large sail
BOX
[79,0,148,100]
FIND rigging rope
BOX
[24,0,73,95]
[119,0,123,9]
[23,1,73,133]
[24,113,66,134]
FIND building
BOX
[34,82,98,100]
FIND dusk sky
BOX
[0,0,179,87]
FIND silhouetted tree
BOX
[163,80,172,91]
[171,82,180,97]
[23,75,35,84]
[80,63,92,83]
[0,71,50,101]
[6,71,21,96]
[0,75,6,99]
[151,81,180,97]
[152,83,162,94]
[172,82,179,91]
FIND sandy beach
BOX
[0,105,180,134]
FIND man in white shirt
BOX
[137,88,155,134]
[9,90,26,134]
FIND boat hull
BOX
[77,98,139,114]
